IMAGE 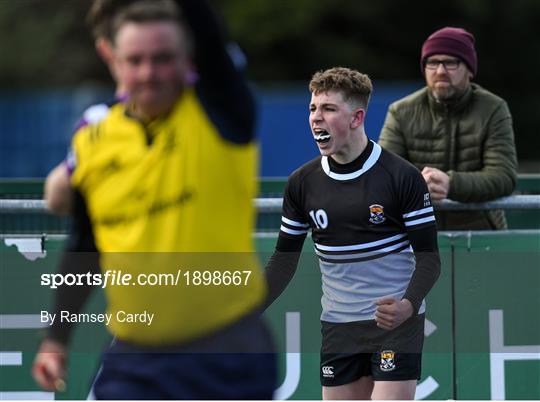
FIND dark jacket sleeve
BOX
[448,101,518,202]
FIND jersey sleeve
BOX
[69,124,92,190]
[398,166,440,313]
[64,102,115,177]
[399,167,436,230]
[279,174,310,240]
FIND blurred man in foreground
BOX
[33,0,275,399]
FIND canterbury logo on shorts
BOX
[321,366,334,378]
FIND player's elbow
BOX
[45,192,72,216]
[44,167,73,216]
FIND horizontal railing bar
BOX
[255,195,540,213]
[1,229,539,241]
[1,195,540,214]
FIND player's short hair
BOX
[309,67,373,109]
[87,0,139,42]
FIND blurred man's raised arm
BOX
[177,0,255,144]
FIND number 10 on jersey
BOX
[309,209,328,229]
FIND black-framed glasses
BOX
[425,58,461,71]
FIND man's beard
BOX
[430,81,469,104]
[431,84,457,102]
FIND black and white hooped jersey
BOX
[280,140,436,323]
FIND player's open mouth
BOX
[313,129,331,143]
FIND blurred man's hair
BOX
[87,0,137,41]
[111,0,185,42]
[309,67,373,109]
[87,0,180,43]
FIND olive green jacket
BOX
[379,84,517,230]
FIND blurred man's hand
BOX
[32,338,68,392]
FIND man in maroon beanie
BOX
[379,27,517,230]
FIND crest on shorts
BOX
[369,204,386,224]
[380,350,396,372]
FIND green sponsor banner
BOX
[1,232,539,399]
[452,233,540,400]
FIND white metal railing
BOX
[254,195,540,213]
[1,195,539,214]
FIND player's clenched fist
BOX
[374,298,413,330]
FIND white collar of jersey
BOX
[321,141,382,181]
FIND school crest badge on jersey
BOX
[369,204,386,224]
[380,350,396,372]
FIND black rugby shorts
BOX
[320,314,425,386]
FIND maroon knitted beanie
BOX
[421,27,477,76]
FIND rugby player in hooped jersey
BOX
[264,67,441,400]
